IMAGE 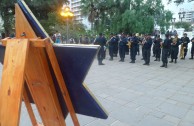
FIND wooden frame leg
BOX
[45,41,80,126]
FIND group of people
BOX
[94,32,194,68]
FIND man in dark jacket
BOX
[180,33,190,59]
[154,35,162,61]
[160,34,171,68]
[130,33,139,63]
[142,34,152,65]
[119,33,128,62]
[94,33,107,65]
[169,34,180,63]
[108,33,117,60]
[189,37,194,59]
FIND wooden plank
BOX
[25,47,66,126]
[15,4,37,38]
[0,39,29,126]
[45,41,80,126]
[23,87,38,126]
[1,38,49,47]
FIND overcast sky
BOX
[162,0,194,21]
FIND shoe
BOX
[99,63,105,65]
[169,60,173,63]
[175,60,177,63]
[143,63,149,65]
[160,64,165,67]
[109,58,113,61]
[180,58,184,60]
[154,59,157,61]
[130,61,135,63]
[189,57,193,59]
[165,63,167,68]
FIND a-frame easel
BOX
[0,3,80,126]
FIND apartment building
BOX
[70,0,91,29]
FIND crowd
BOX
[93,32,194,68]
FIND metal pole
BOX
[66,18,69,44]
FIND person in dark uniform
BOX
[108,33,116,60]
[119,33,128,62]
[154,35,162,61]
[160,34,171,68]
[169,34,180,63]
[180,33,190,59]
[130,33,139,63]
[190,37,194,59]
[94,33,107,65]
[142,34,153,65]
[152,36,156,57]
[113,33,119,57]
[136,33,140,55]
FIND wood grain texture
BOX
[45,42,80,126]
[0,39,29,126]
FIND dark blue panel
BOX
[52,45,108,119]
[16,0,108,119]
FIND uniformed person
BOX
[189,37,194,59]
[153,35,162,61]
[160,34,171,68]
[108,33,116,60]
[169,34,180,63]
[94,33,107,65]
[113,33,119,57]
[119,33,128,62]
[180,33,190,59]
[142,34,153,65]
[130,33,139,63]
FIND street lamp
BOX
[178,11,186,22]
[60,5,74,44]
[171,17,176,32]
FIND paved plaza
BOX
[1,49,194,126]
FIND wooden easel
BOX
[0,4,80,126]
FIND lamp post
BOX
[178,11,186,22]
[60,5,74,44]
[171,17,176,32]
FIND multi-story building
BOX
[179,8,194,24]
[70,0,91,29]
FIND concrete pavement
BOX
[1,50,194,126]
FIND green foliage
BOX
[0,0,68,36]
[174,22,193,31]
[81,0,173,34]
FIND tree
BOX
[174,22,193,31]
[0,0,68,36]
[81,0,173,34]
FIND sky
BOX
[162,0,194,21]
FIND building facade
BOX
[70,0,91,29]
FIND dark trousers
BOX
[184,47,188,58]
[97,46,104,64]
[109,46,114,58]
[153,45,156,56]
[125,45,129,55]
[162,49,169,64]
[119,45,125,60]
[191,46,194,58]
[113,44,118,56]
[171,47,179,59]
[155,48,161,59]
[143,49,151,64]
[130,47,137,61]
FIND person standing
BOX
[169,34,180,63]
[130,33,139,63]
[154,35,162,61]
[160,34,171,68]
[55,31,62,44]
[180,33,190,59]
[189,37,194,59]
[142,34,152,65]
[94,33,107,65]
[108,33,116,61]
[113,33,119,57]
[119,33,128,62]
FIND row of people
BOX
[94,32,194,68]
